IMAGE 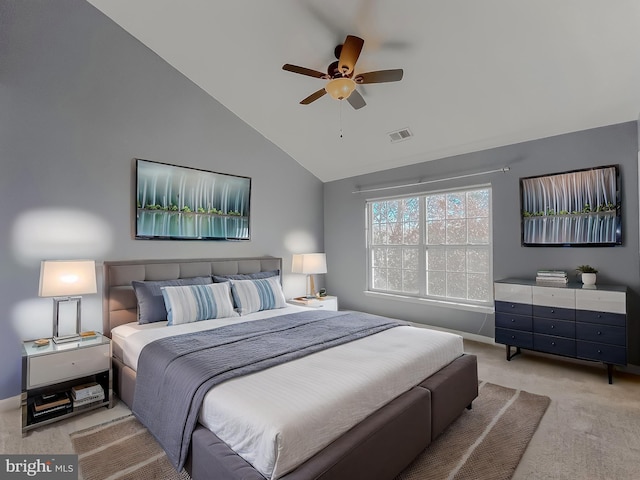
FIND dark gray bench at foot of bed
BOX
[186,354,478,480]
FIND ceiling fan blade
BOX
[300,88,327,105]
[354,69,404,84]
[338,35,364,76]
[347,90,366,110]
[283,64,327,79]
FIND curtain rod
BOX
[352,167,510,194]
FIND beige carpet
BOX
[70,381,549,480]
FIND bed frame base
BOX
[187,354,477,480]
[113,353,477,480]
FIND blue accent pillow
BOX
[132,276,212,324]
[229,277,287,315]
[161,283,238,325]
[212,270,279,283]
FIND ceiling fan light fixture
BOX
[325,77,356,100]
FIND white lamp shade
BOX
[39,260,97,297]
[292,253,327,274]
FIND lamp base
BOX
[53,333,81,344]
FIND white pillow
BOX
[161,282,238,325]
[230,276,287,315]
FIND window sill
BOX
[363,290,494,314]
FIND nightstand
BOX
[288,295,338,311]
[21,334,113,436]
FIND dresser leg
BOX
[506,345,521,361]
[607,364,613,384]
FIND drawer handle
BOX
[511,318,515,322]
[597,331,602,336]
[511,335,515,339]
[551,325,555,329]
[598,349,602,354]
[551,309,555,314]
[597,314,602,318]
[551,342,556,346]
[510,304,515,309]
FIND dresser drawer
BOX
[494,283,532,304]
[576,341,626,365]
[533,334,576,357]
[495,301,532,317]
[576,323,626,347]
[495,312,532,331]
[533,317,575,338]
[532,286,575,309]
[575,310,625,327]
[28,343,110,388]
[533,305,575,321]
[495,328,533,349]
[575,289,626,314]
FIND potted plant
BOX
[576,265,598,285]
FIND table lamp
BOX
[292,253,327,298]
[38,260,97,343]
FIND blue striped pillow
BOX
[230,276,287,315]
[161,283,238,325]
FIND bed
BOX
[103,257,478,480]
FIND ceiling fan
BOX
[282,35,403,110]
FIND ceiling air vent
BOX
[388,128,413,143]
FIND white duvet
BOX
[111,306,464,479]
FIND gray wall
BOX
[0,0,323,400]
[325,122,640,364]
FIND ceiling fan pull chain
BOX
[339,101,344,139]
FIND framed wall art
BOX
[135,159,251,240]
[520,164,621,247]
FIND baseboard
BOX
[619,363,640,375]
[408,322,496,346]
[0,394,20,412]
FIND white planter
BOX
[581,273,596,285]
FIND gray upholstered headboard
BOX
[102,256,282,337]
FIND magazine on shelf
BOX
[31,402,72,418]
[33,391,70,412]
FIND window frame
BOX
[365,184,493,310]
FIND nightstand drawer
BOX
[28,344,110,388]
[289,296,338,311]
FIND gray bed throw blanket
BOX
[132,309,407,470]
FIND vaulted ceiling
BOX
[87,0,640,182]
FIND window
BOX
[366,186,492,307]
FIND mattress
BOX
[111,306,464,479]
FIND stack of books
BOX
[536,270,568,284]
[32,391,72,419]
[71,382,105,409]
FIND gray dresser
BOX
[494,279,627,383]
